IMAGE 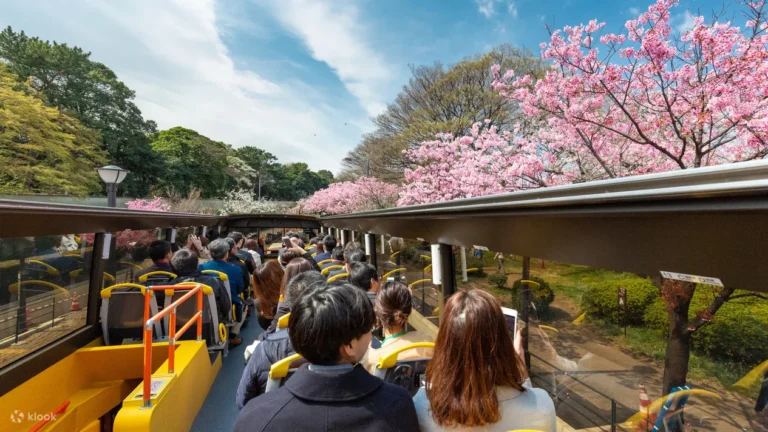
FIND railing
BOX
[141,284,204,408]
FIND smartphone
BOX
[501,307,518,336]
[282,236,291,249]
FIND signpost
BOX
[617,287,627,337]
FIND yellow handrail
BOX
[519,279,541,289]
[317,259,333,267]
[269,353,303,379]
[138,271,177,283]
[321,265,344,276]
[420,255,431,261]
[327,273,349,283]
[201,269,228,281]
[408,279,432,288]
[8,280,69,296]
[101,283,152,298]
[377,342,435,369]
[28,260,60,276]
[423,264,432,273]
[382,268,406,279]
[389,251,401,260]
[277,312,291,329]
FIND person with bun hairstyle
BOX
[412,289,556,432]
[361,281,433,374]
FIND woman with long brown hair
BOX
[251,260,284,330]
[258,257,316,339]
[413,289,556,432]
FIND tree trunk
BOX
[662,284,693,396]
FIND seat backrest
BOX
[266,353,303,393]
[200,270,233,323]
[373,342,435,396]
[138,271,177,284]
[164,283,221,348]
[316,259,332,267]
[100,283,161,345]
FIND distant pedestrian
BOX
[474,248,483,259]
[494,252,505,273]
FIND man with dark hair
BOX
[229,231,257,276]
[235,283,419,431]
[312,235,336,263]
[307,237,319,255]
[135,240,173,280]
[169,249,231,328]
[327,248,366,281]
[223,237,251,296]
[200,238,245,346]
[321,247,344,270]
[236,271,326,409]
[349,262,380,302]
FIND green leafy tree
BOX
[150,127,231,198]
[0,26,162,196]
[340,44,545,182]
[0,65,107,195]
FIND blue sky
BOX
[1,0,727,172]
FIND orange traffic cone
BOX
[636,382,656,430]
[70,295,81,311]
[24,307,33,328]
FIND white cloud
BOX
[629,7,640,16]
[674,11,696,34]
[475,0,518,19]
[257,0,393,117]
[0,0,369,172]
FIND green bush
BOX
[487,273,508,288]
[510,276,555,318]
[581,277,659,325]
[643,287,768,364]
[462,256,486,276]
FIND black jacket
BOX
[236,329,296,409]
[259,301,291,340]
[235,249,257,276]
[234,364,419,432]
[169,273,231,325]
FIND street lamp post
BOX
[97,165,130,208]
[258,175,275,200]
[343,157,370,177]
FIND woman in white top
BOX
[361,280,433,374]
[412,289,556,432]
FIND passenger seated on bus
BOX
[361,281,434,374]
[260,258,316,338]
[252,261,284,330]
[134,240,173,280]
[348,263,380,302]
[200,239,245,346]
[306,236,319,255]
[320,246,344,270]
[412,289,556,432]
[344,248,366,272]
[229,231,258,277]
[30,235,79,282]
[244,238,263,267]
[224,237,251,296]
[234,282,419,432]
[185,234,211,261]
[312,235,336,263]
[279,238,321,272]
[236,271,325,409]
[169,248,231,326]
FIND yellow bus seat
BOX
[382,268,406,280]
[374,342,435,396]
[266,353,303,392]
[28,259,60,276]
[99,283,162,345]
[316,259,333,267]
[201,270,233,323]
[164,283,224,351]
[137,271,177,284]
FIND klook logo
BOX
[10,410,24,423]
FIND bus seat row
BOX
[266,342,436,397]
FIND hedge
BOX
[487,273,508,288]
[581,277,659,325]
[510,276,555,319]
[644,288,768,364]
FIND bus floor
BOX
[191,313,264,431]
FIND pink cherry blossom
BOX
[295,177,400,215]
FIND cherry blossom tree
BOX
[402,0,768,395]
[296,177,400,215]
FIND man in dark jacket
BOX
[134,240,173,280]
[312,235,336,263]
[229,231,257,276]
[236,271,325,408]
[168,248,231,328]
[234,282,419,432]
